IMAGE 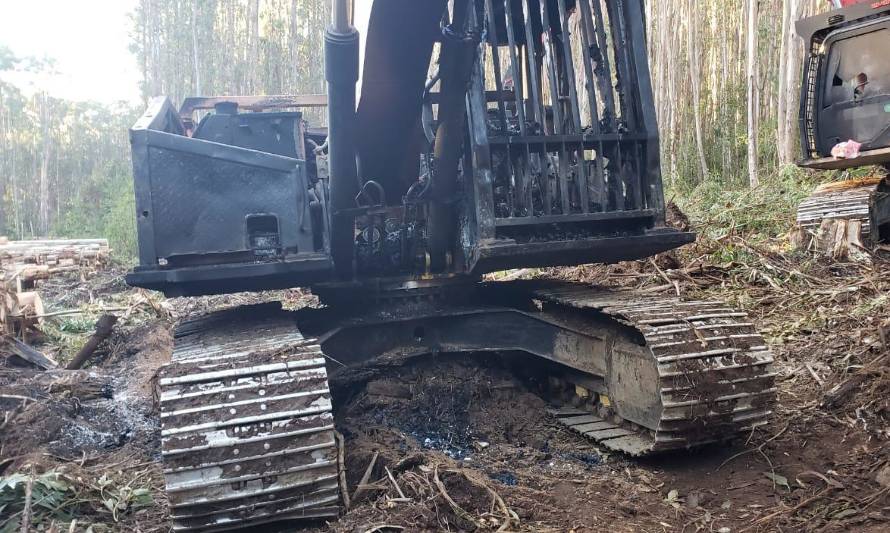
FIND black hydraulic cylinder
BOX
[325,19,360,279]
[428,0,475,272]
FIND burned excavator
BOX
[795,0,890,246]
[126,0,776,530]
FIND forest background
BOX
[0,0,832,260]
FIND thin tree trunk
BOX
[782,0,806,164]
[0,86,6,232]
[290,0,300,91]
[38,93,51,234]
[192,0,202,95]
[777,0,791,165]
[248,0,260,93]
[746,0,759,188]
[687,0,708,180]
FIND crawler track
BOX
[157,304,340,531]
[154,283,776,531]
[534,283,776,455]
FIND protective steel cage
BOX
[796,1,890,170]
[465,0,663,238]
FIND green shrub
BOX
[52,171,137,264]
[668,165,822,242]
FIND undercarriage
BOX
[131,1,781,529]
[157,280,774,531]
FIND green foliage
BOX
[0,472,77,532]
[52,171,138,263]
[56,315,99,334]
[0,77,138,258]
[669,165,822,242]
[0,469,153,532]
[0,45,55,74]
[39,316,97,365]
[0,45,16,70]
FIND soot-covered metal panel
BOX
[142,131,312,260]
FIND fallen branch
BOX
[741,487,835,531]
[432,466,517,532]
[351,451,379,504]
[805,363,824,386]
[393,453,425,473]
[9,306,127,320]
[433,466,480,530]
[335,432,351,510]
[20,472,33,533]
[822,364,885,410]
[385,466,407,499]
[66,314,118,370]
[0,394,35,403]
[649,258,680,295]
[3,337,57,369]
[717,423,789,471]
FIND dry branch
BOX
[335,431,351,510]
[351,451,379,504]
[20,473,33,533]
[66,314,118,370]
[3,336,57,369]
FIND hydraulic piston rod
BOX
[326,0,360,278]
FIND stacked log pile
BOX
[793,176,889,260]
[1,238,110,342]
[1,238,109,273]
[796,178,882,236]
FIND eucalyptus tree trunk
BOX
[191,0,201,95]
[247,0,260,93]
[38,92,51,234]
[686,0,708,181]
[746,0,759,187]
[777,0,792,165]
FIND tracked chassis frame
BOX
[157,280,775,531]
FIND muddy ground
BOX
[1,244,889,532]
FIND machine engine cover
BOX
[127,97,331,296]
